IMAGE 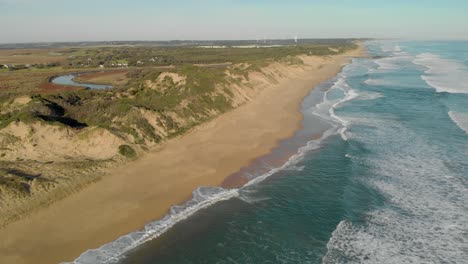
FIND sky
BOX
[1,0,467,43]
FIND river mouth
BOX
[51,73,113,90]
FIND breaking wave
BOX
[369,55,412,73]
[324,42,468,264]
[64,187,239,264]
[448,111,468,134]
[323,119,467,263]
[413,53,468,94]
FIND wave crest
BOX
[413,53,468,94]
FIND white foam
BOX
[374,57,400,71]
[364,78,393,86]
[244,129,331,187]
[311,77,350,126]
[370,55,412,73]
[356,91,383,101]
[323,114,468,264]
[284,165,305,171]
[448,111,468,134]
[413,53,468,94]
[313,74,379,142]
[394,45,401,52]
[364,78,381,86]
[329,88,359,141]
[238,193,271,204]
[324,42,468,263]
[379,42,401,54]
[245,75,363,188]
[65,187,239,264]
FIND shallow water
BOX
[69,41,468,264]
[52,74,112,89]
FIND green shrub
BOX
[118,145,136,158]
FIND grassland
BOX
[64,43,355,68]
[0,48,67,65]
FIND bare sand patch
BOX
[12,96,31,105]
[0,122,124,162]
[74,70,129,86]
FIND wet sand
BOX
[0,46,365,264]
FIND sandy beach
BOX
[0,45,365,264]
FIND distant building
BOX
[198,45,228,49]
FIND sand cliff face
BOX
[0,122,123,227]
[1,122,124,162]
[0,54,327,228]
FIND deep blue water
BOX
[70,41,468,264]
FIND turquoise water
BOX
[70,41,468,263]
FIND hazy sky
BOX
[1,0,467,43]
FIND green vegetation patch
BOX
[63,42,357,68]
[118,144,136,158]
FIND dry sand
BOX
[0,46,365,264]
[74,70,130,86]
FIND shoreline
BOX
[221,59,360,190]
[0,45,366,264]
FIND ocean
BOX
[70,41,468,264]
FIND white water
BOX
[64,187,239,264]
[323,116,468,264]
[413,53,468,94]
[323,42,468,264]
[369,54,413,74]
[448,111,468,134]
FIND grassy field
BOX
[0,48,67,65]
[64,43,356,68]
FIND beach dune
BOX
[0,46,365,264]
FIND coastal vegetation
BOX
[118,145,137,158]
[0,40,358,227]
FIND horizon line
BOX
[2,37,468,46]
[0,37,374,45]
